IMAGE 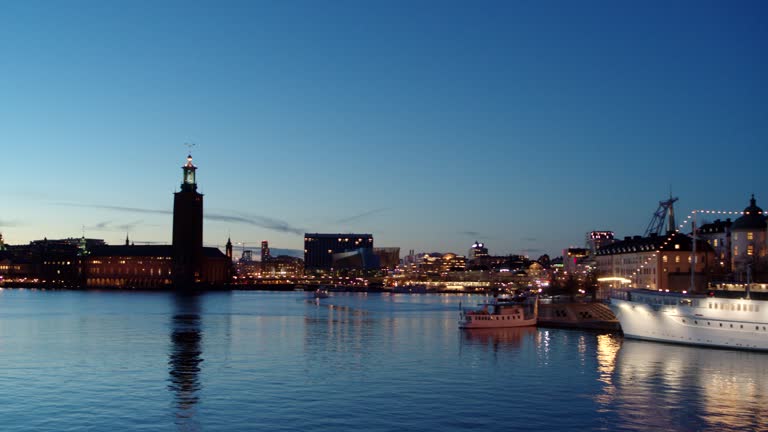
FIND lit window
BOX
[734,233,738,241]
[748,245,754,256]
[663,256,668,263]
[748,232,754,240]
[675,244,680,250]
[675,256,680,263]
[734,246,739,256]
[713,239,718,247]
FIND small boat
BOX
[459,295,538,329]
[313,288,329,299]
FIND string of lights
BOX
[629,208,753,284]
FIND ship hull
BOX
[611,298,768,351]
[458,317,536,329]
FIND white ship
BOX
[610,289,768,351]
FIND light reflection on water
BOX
[0,290,765,431]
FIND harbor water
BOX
[0,290,766,431]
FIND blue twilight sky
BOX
[1,0,767,258]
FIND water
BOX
[0,290,766,431]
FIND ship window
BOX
[719,323,722,327]
[708,303,712,309]
[707,322,710,326]
[682,319,686,323]
[740,325,743,329]
[730,324,733,328]
[694,320,698,324]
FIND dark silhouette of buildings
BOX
[80,155,230,289]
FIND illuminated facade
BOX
[696,218,732,272]
[587,231,615,254]
[730,195,767,280]
[304,233,374,272]
[596,232,715,292]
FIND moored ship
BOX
[610,289,768,351]
[459,296,538,329]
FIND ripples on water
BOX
[0,290,766,431]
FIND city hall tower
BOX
[172,154,203,287]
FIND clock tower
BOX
[172,154,204,287]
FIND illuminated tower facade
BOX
[172,155,204,287]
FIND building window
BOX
[748,245,754,256]
[734,233,738,241]
[748,232,754,240]
[675,256,680,263]
[713,239,718,247]
[734,246,739,256]
[663,256,668,263]
[675,244,680,250]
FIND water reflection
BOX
[168,294,203,430]
[610,340,768,431]
[460,327,536,352]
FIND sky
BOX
[1,0,767,258]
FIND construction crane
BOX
[644,195,678,237]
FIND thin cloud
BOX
[0,219,19,227]
[460,231,487,239]
[57,203,304,235]
[85,220,144,232]
[521,237,537,242]
[335,208,389,224]
[207,213,304,235]
[58,203,172,215]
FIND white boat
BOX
[313,288,329,299]
[610,289,768,351]
[459,296,537,329]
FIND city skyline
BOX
[2,1,767,257]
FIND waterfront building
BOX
[303,233,374,273]
[261,240,271,263]
[468,241,489,262]
[587,231,615,254]
[696,218,732,273]
[563,247,590,274]
[596,232,715,293]
[373,247,400,270]
[261,255,304,277]
[730,195,767,281]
